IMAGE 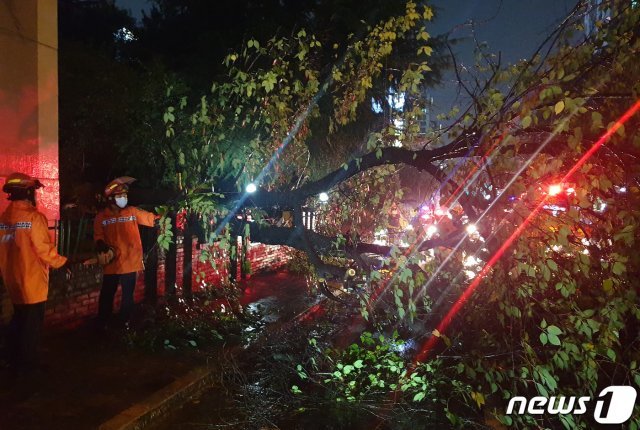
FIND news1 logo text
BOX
[507,386,637,424]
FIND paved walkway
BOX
[0,271,309,430]
[0,320,202,429]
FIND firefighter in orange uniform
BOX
[0,173,68,371]
[94,177,157,328]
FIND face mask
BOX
[115,196,128,208]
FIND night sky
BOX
[115,0,577,62]
[115,0,578,111]
[428,0,578,111]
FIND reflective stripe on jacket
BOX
[0,201,67,304]
[93,206,155,275]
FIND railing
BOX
[53,217,94,258]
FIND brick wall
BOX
[0,239,292,328]
[247,243,293,274]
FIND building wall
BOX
[0,239,292,328]
[0,0,60,222]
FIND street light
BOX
[246,183,257,193]
[466,224,478,234]
[318,192,329,202]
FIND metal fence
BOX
[53,217,95,258]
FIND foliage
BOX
[410,1,640,427]
[234,1,640,427]
[308,331,440,404]
[123,289,242,352]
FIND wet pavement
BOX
[0,271,311,430]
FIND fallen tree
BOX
[143,0,640,427]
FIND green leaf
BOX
[540,333,548,345]
[612,261,626,275]
[521,115,532,128]
[536,382,549,397]
[413,392,426,402]
[547,325,562,336]
[499,415,513,426]
[540,367,558,391]
[353,360,364,369]
[591,111,603,129]
[548,333,561,346]
[554,100,565,114]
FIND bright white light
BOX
[387,91,405,110]
[595,201,607,213]
[426,225,438,235]
[318,192,329,202]
[371,98,383,114]
[114,27,136,42]
[463,255,480,267]
[566,187,575,194]
[548,184,563,196]
[404,224,414,231]
[246,183,257,193]
[466,224,478,235]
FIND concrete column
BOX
[0,0,58,323]
[0,0,59,222]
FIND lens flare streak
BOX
[414,99,640,364]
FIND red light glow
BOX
[413,99,640,365]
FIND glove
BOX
[57,259,74,280]
[96,248,115,266]
[95,240,110,253]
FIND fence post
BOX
[182,213,193,298]
[142,224,158,302]
[165,211,177,297]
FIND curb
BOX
[98,366,215,430]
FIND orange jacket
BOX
[93,206,155,275]
[0,201,67,304]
